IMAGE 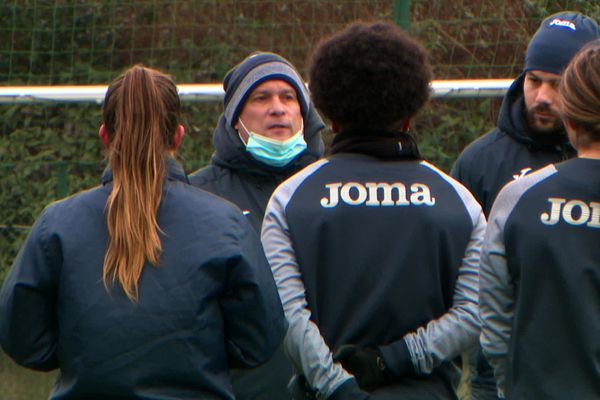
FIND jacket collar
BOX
[330,128,421,160]
[101,157,189,185]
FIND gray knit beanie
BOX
[222,52,310,127]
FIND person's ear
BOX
[562,117,580,149]
[564,117,577,132]
[400,118,412,132]
[172,124,185,151]
[99,124,110,147]
[331,122,341,133]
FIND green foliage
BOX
[0,102,218,279]
[0,350,57,400]
[1,103,100,271]
[4,0,600,281]
[417,98,497,172]
[3,0,600,283]
[0,97,492,279]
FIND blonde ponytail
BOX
[101,66,180,300]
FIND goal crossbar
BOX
[0,79,514,104]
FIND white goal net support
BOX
[0,79,514,104]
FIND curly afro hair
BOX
[308,21,432,129]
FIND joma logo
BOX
[549,18,576,31]
[320,182,436,208]
[513,168,533,180]
[540,197,600,228]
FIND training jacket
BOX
[262,152,486,399]
[451,73,575,216]
[480,158,600,400]
[0,159,286,400]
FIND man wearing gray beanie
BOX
[189,52,325,400]
[451,11,600,400]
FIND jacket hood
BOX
[497,73,569,149]
[210,103,325,176]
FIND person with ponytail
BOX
[479,40,600,399]
[0,65,286,399]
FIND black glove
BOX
[333,344,392,392]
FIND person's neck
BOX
[577,145,600,159]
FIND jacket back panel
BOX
[284,155,474,349]
[502,158,600,399]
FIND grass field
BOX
[1,348,471,399]
[0,350,56,399]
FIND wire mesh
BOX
[2,0,599,85]
[2,1,600,395]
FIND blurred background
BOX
[1,1,599,398]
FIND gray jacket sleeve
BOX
[479,207,512,399]
[261,160,353,400]
[479,165,557,399]
[379,165,485,376]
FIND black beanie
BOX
[222,52,310,127]
[525,12,600,75]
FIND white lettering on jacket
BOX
[320,182,436,208]
[540,197,600,228]
[512,168,533,180]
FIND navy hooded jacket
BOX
[0,159,286,399]
[451,73,575,216]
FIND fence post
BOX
[393,0,411,30]
[56,162,68,198]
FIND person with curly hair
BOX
[261,21,485,399]
[480,40,600,400]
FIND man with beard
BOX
[451,11,600,400]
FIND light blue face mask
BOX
[238,119,307,167]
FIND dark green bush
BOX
[2,0,600,281]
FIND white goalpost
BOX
[0,79,514,104]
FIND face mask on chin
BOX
[238,119,307,167]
